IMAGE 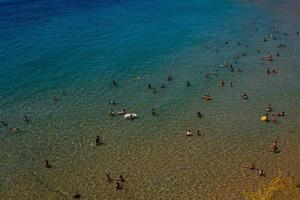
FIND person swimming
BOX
[167,75,173,81]
[9,128,17,133]
[106,173,113,184]
[271,114,277,122]
[197,112,202,118]
[112,80,117,86]
[23,115,30,122]
[266,104,272,112]
[241,92,248,99]
[197,130,201,136]
[109,109,114,116]
[271,141,279,153]
[202,95,212,101]
[258,169,265,176]
[118,109,126,115]
[96,135,102,146]
[116,182,122,190]
[230,82,233,87]
[117,175,125,183]
[186,130,193,137]
[276,111,285,117]
[148,83,152,89]
[109,100,116,105]
[272,66,277,73]
[161,83,166,89]
[246,162,256,170]
[220,80,224,87]
[151,108,156,116]
[73,191,81,199]
[45,160,52,169]
[186,81,191,87]
[267,68,271,74]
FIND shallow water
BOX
[1,0,300,199]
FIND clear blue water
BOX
[1,0,300,199]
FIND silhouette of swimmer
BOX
[45,160,52,168]
[110,109,114,116]
[109,100,116,105]
[9,128,17,133]
[230,82,233,87]
[186,81,191,87]
[117,175,125,183]
[96,135,102,146]
[161,84,166,89]
[241,92,248,100]
[116,182,122,190]
[197,130,201,136]
[62,90,66,95]
[23,115,30,122]
[258,170,265,177]
[148,83,152,89]
[53,96,58,102]
[271,141,279,153]
[167,75,173,81]
[112,80,117,86]
[151,108,156,116]
[106,173,113,184]
[197,112,202,118]
[73,191,81,199]
[220,80,224,87]
[267,68,271,74]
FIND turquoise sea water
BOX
[1,0,300,199]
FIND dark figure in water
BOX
[62,90,66,95]
[197,112,202,118]
[23,115,30,122]
[167,75,173,81]
[197,130,201,136]
[45,160,52,169]
[110,109,114,116]
[267,68,271,74]
[0,121,8,127]
[148,83,152,89]
[106,173,113,184]
[151,108,156,116]
[73,191,81,199]
[117,175,125,182]
[271,141,279,153]
[53,96,58,102]
[220,80,224,87]
[161,83,166,89]
[96,135,102,146]
[297,31,299,35]
[112,80,117,86]
[116,182,122,190]
[276,52,280,57]
[230,82,233,87]
[225,41,229,45]
[242,92,248,100]
[186,81,191,87]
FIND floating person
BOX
[106,173,113,184]
[276,111,285,117]
[23,115,30,122]
[124,113,138,120]
[9,127,18,133]
[45,160,52,169]
[241,92,248,100]
[109,109,115,116]
[118,109,126,115]
[148,83,152,89]
[112,80,117,86]
[230,82,233,87]
[197,130,201,136]
[96,135,102,146]
[260,113,269,122]
[167,75,173,81]
[258,169,265,176]
[186,81,191,87]
[272,66,277,73]
[276,51,280,57]
[117,175,125,183]
[197,112,202,118]
[266,104,272,112]
[267,68,271,74]
[268,54,273,61]
[151,108,156,116]
[220,80,224,87]
[109,100,116,105]
[53,96,58,102]
[73,191,81,199]
[225,41,229,45]
[186,130,193,137]
[271,141,279,153]
[161,83,166,89]
[202,94,212,101]
[116,182,122,190]
[271,114,277,122]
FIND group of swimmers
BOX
[105,173,125,190]
[186,130,201,137]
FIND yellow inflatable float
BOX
[260,114,269,122]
